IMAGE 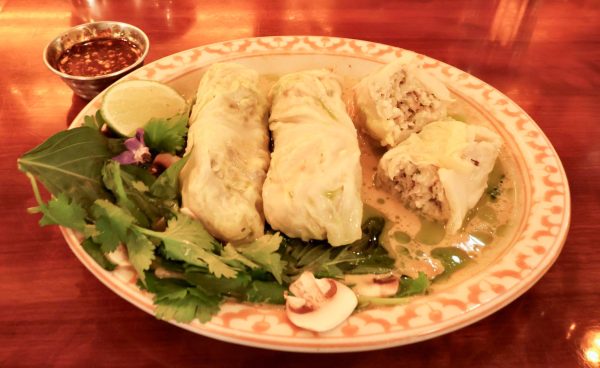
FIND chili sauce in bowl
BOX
[43,21,149,99]
[57,38,142,77]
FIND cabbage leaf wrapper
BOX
[180,63,270,243]
[263,70,363,246]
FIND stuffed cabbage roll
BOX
[377,119,502,233]
[180,63,269,243]
[354,59,453,147]
[263,70,363,246]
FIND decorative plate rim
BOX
[62,36,571,352]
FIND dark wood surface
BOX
[1,0,599,366]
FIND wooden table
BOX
[2,0,599,366]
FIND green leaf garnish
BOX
[26,173,87,232]
[144,114,188,154]
[245,281,286,304]
[82,111,106,131]
[236,233,285,284]
[91,199,135,253]
[125,232,155,284]
[102,161,149,226]
[18,127,113,208]
[431,247,471,280]
[145,273,221,323]
[281,217,395,281]
[81,238,117,271]
[137,215,238,278]
[150,155,189,200]
[397,272,429,297]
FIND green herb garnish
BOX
[19,114,429,325]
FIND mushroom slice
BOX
[285,271,357,332]
[344,273,400,297]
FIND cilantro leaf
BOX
[38,194,87,232]
[185,271,251,297]
[91,199,135,253]
[125,232,155,283]
[144,114,188,154]
[82,111,106,131]
[155,288,221,323]
[147,214,214,250]
[221,244,259,269]
[81,238,116,271]
[245,281,285,304]
[144,271,189,295]
[165,243,237,279]
[136,215,238,278]
[145,273,221,323]
[26,176,87,232]
[237,233,285,284]
[150,155,189,200]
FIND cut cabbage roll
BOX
[263,70,363,246]
[180,63,269,243]
[354,59,453,147]
[377,119,502,233]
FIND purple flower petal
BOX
[112,150,137,164]
[124,136,143,151]
[112,128,150,165]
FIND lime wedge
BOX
[100,80,187,137]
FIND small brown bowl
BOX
[43,21,150,100]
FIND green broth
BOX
[469,230,494,246]
[415,218,446,245]
[393,231,411,244]
[477,205,497,223]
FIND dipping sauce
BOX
[57,38,141,77]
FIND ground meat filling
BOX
[375,71,446,145]
[378,161,449,222]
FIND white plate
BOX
[63,36,570,352]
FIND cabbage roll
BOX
[180,63,269,243]
[354,59,452,147]
[377,119,502,233]
[263,70,363,246]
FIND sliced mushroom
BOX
[344,273,400,297]
[285,271,357,332]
